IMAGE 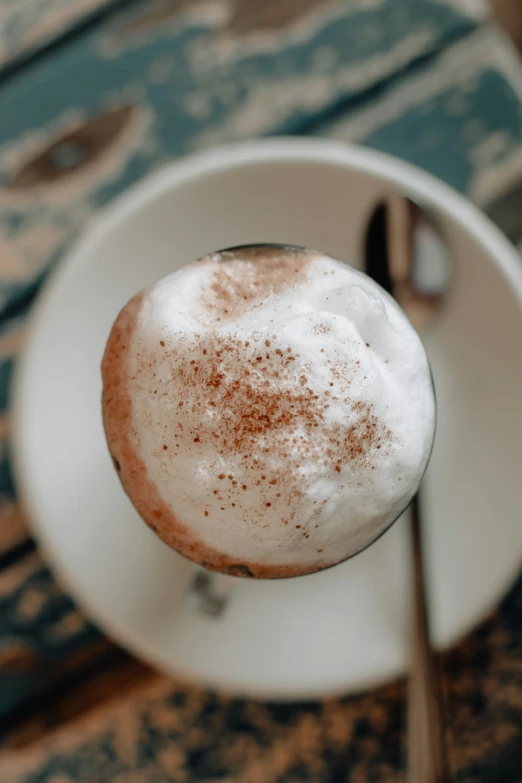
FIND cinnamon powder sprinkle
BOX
[200,246,315,323]
[145,328,392,525]
[126,254,393,538]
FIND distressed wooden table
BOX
[1,1,522,780]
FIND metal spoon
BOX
[365,195,450,783]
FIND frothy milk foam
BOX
[102,246,435,578]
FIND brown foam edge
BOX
[101,293,324,580]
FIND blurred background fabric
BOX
[1,1,522,781]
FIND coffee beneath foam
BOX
[102,246,436,578]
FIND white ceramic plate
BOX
[12,140,522,700]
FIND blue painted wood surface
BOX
[0,1,522,779]
[0,0,116,70]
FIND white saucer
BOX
[12,140,522,700]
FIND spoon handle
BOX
[364,193,450,779]
[407,493,450,783]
